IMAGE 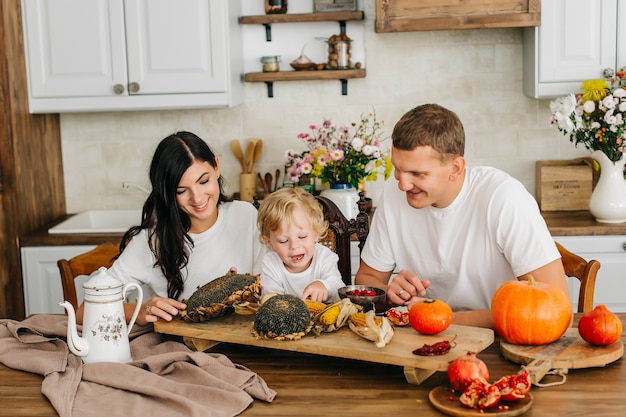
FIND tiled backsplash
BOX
[60,0,588,213]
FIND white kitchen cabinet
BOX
[523,0,626,98]
[21,245,96,316]
[21,0,242,113]
[554,235,626,312]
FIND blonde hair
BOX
[257,187,328,241]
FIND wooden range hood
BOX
[375,0,541,33]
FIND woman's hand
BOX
[140,296,186,324]
[387,270,431,306]
[301,281,329,303]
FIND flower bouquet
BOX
[550,73,626,223]
[284,112,392,189]
[550,73,626,163]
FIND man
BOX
[355,104,569,328]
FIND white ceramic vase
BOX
[320,184,359,219]
[589,150,626,223]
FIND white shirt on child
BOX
[261,243,344,303]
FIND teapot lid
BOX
[83,267,123,290]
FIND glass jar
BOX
[326,34,352,69]
[265,0,287,14]
[260,55,281,72]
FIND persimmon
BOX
[578,304,623,345]
[408,299,453,335]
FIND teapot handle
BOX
[122,283,144,335]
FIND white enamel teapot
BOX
[60,267,143,364]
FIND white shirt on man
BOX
[361,166,560,311]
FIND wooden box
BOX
[536,159,593,211]
[314,0,357,12]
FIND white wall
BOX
[60,0,589,213]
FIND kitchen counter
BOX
[20,210,626,248]
[19,215,124,247]
[542,210,626,236]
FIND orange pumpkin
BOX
[491,275,572,345]
[578,304,623,345]
[408,299,453,335]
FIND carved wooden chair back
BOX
[315,193,370,285]
[555,241,601,313]
[57,242,120,310]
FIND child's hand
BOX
[301,281,328,303]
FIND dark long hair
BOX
[119,132,231,300]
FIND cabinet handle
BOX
[622,242,626,251]
[113,84,125,94]
[603,68,615,79]
[128,82,140,93]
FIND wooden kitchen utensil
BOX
[244,139,257,174]
[265,172,274,193]
[257,173,269,196]
[231,139,246,173]
[274,168,281,191]
[250,139,263,173]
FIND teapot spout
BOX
[59,301,89,358]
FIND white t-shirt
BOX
[361,166,560,311]
[261,243,344,303]
[109,200,266,300]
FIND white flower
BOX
[362,144,378,156]
[583,100,596,113]
[550,94,577,117]
[602,96,617,110]
[552,113,575,132]
[351,137,364,151]
[614,88,626,98]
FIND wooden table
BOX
[1,314,624,416]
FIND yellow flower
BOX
[581,79,609,103]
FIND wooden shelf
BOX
[239,11,363,25]
[244,69,366,97]
[244,68,365,82]
[240,11,364,41]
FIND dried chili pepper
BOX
[412,336,456,356]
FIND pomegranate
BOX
[447,352,490,393]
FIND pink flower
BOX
[330,149,344,161]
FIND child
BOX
[257,187,344,303]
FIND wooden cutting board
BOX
[155,314,494,384]
[500,328,624,384]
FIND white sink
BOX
[48,209,142,234]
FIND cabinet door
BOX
[523,0,618,98]
[555,236,626,312]
[22,0,127,98]
[21,245,95,316]
[124,0,228,95]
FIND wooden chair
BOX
[57,242,120,310]
[315,193,370,285]
[556,241,601,313]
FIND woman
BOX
[79,132,265,325]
